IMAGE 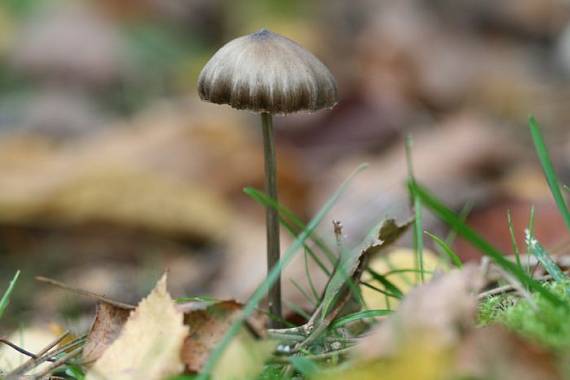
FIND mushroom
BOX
[198,28,338,326]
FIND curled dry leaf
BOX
[85,274,187,380]
[356,265,484,359]
[180,300,266,374]
[82,302,132,365]
[320,218,413,320]
[82,293,267,376]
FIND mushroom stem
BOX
[261,112,282,328]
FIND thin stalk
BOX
[261,112,281,328]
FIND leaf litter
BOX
[85,274,187,380]
[3,214,568,380]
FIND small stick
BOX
[6,332,70,378]
[478,273,559,299]
[30,346,82,380]
[35,276,135,310]
[270,346,353,364]
[0,338,52,360]
[496,267,536,309]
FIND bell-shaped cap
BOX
[197,29,338,114]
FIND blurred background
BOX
[0,0,570,328]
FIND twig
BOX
[6,331,70,378]
[270,346,353,364]
[30,346,82,380]
[35,276,135,310]
[478,273,557,299]
[0,338,49,360]
[496,267,536,309]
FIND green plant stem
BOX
[261,112,281,328]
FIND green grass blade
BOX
[525,230,568,283]
[529,116,570,232]
[413,196,425,283]
[528,205,536,237]
[366,268,404,298]
[303,248,321,302]
[244,187,337,265]
[284,301,311,321]
[360,281,400,299]
[330,309,392,329]
[290,356,320,377]
[406,135,425,283]
[410,181,567,308]
[0,270,20,319]
[506,209,522,269]
[197,164,368,380]
[290,279,317,307]
[425,231,463,268]
[245,187,334,275]
[445,201,473,245]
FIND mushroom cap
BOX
[197,29,338,114]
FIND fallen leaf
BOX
[180,300,266,374]
[82,302,132,364]
[85,274,187,380]
[455,325,563,380]
[361,247,444,310]
[356,265,484,359]
[211,331,276,380]
[317,337,451,380]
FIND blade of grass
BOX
[425,231,463,268]
[245,188,333,275]
[290,356,320,377]
[525,230,568,283]
[410,181,567,308]
[197,164,368,380]
[366,268,404,298]
[303,248,321,302]
[445,201,473,245]
[0,270,20,319]
[284,301,311,321]
[528,205,536,237]
[383,268,432,276]
[245,187,337,266]
[506,209,522,269]
[290,279,317,307]
[527,205,538,278]
[406,135,425,283]
[529,116,570,232]
[360,281,400,299]
[330,309,392,329]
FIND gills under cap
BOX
[197,29,338,114]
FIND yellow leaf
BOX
[212,332,276,380]
[361,248,443,310]
[316,336,451,380]
[86,275,187,380]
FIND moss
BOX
[478,281,570,352]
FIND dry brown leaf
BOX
[85,274,187,380]
[180,300,266,374]
[455,325,563,380]
[356,265,484,359]
[82,302,132,365]
[319,218,413,320]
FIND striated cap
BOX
[197,29,338,114]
